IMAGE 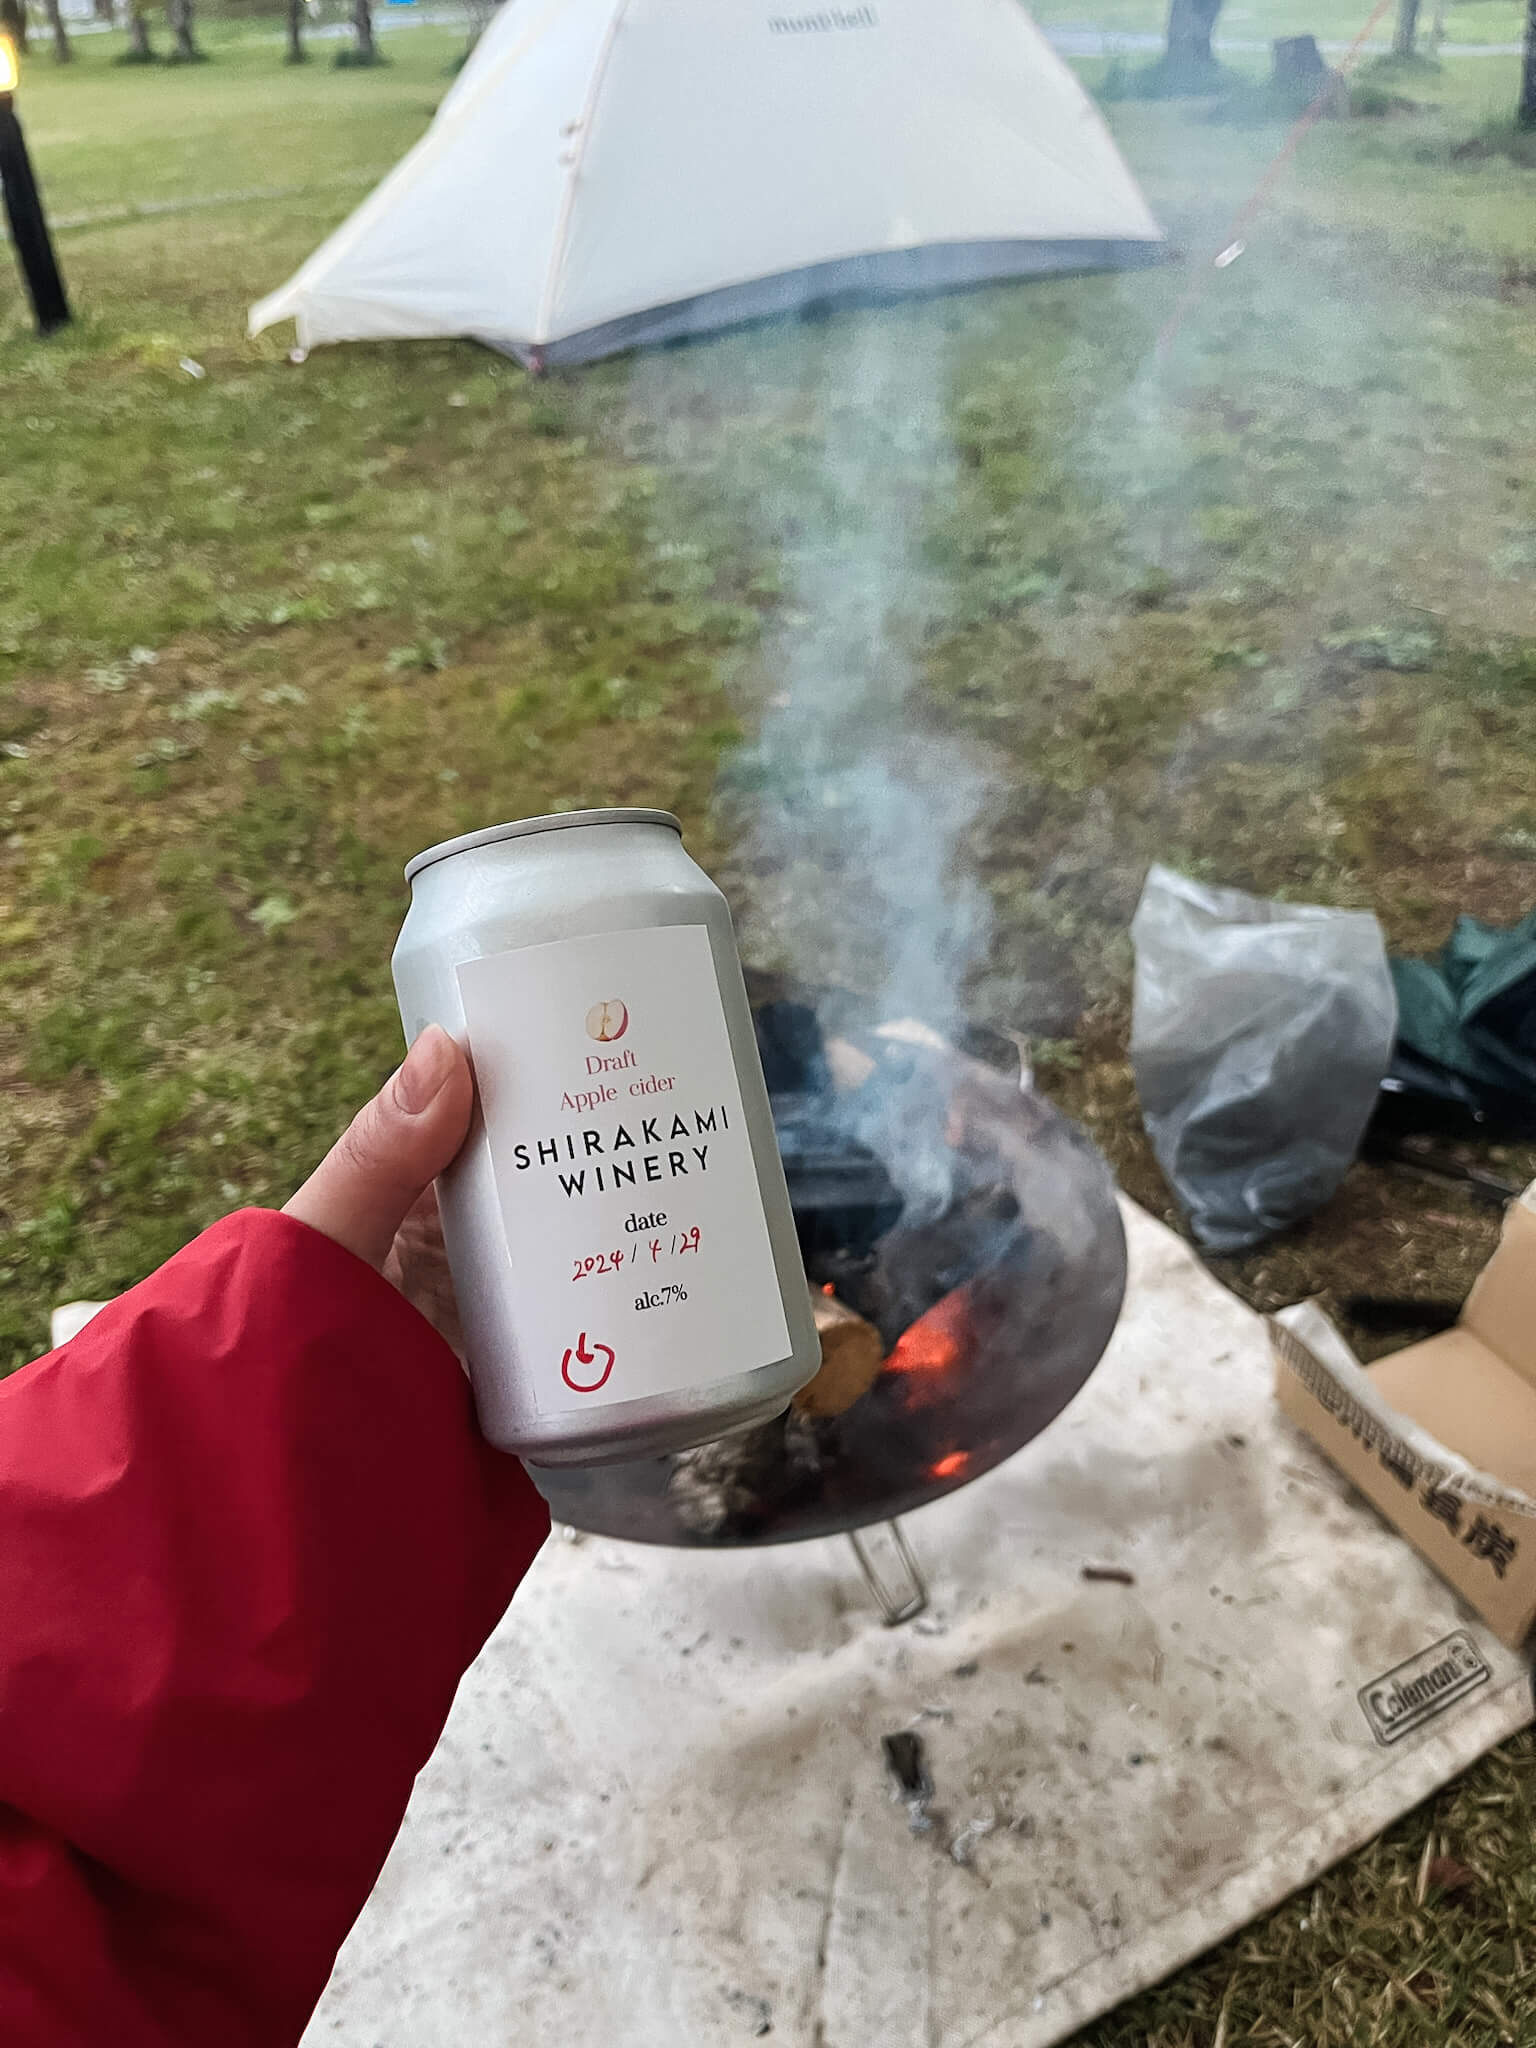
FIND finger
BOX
[383,1184,467,1358]
[283,1025,474,1272]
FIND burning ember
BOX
[884,1291,972,1377]
[532,987,1127,1549]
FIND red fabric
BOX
[0,1209,549,2048]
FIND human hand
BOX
[283,1024,473,1354]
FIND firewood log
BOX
[793,1290,886,1418]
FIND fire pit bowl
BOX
[534,1003,1127,1557]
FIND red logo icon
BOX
[561,1331,616,1393]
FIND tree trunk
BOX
[1392,0,1420,60]
[1163,0,1223,82]
[42,0,71,60]
[1521,0,1536,128]
[0,0,28,54]
[285,0,304,62]
[352,0,375,62]
[166,0,200,60]
[94,0,115,20]
[126,0,155,58]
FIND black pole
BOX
[0,94,70,335]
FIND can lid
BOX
[404,808,682,884]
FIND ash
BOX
[667,1409,834,1539]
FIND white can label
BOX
[456,923,792,1414]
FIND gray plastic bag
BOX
[1130,866,1398,1253]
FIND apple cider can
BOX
[392,809,820,1467]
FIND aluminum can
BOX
[392,809,820,1467]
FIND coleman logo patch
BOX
[1359,1632,1491,1747]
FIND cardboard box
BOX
[1271,1187,1536,1647]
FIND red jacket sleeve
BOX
[0,1209,550,2048]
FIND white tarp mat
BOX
[250,0,1161,363]
[303,1202,1533,2048]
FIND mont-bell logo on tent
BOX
[768,6,879,33]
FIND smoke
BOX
[600,118,1516,1201]
[624,309,995,1045]
[617,308,999,1221]
[933,175,1524,998]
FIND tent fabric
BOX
[250,0,1163,365]
[496,238,1167,368]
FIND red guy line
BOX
[1154,0,1402,362]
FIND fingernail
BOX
[393,1026,456,1115]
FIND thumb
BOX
[283,1024,474,1272]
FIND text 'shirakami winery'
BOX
[513,1105,732,1198]
[393,810,819,1464]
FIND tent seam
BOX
[534,0,634,346]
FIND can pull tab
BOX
[561,1332,616,1394]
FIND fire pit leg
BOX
[847,1521,928,1625]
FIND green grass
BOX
[1,25,743,1322]
[1028,0,1527,47]
[2,20,1536,2044]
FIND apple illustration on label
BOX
[586,998,629,1043]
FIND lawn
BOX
[1029,0,1527,46]
[2,10,1536,2043]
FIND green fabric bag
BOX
[1391,908,1536,1102]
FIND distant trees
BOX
[124,0,155,60]
[40,0,70,61]
[333,0,381,65]
[0,0,397,75]
[108,0,209,65]
[0,0,456,77]
[1162,0,1225,87]
[166,0,202,61]
[0,0,71,63]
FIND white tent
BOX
[250,0,1162,367]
